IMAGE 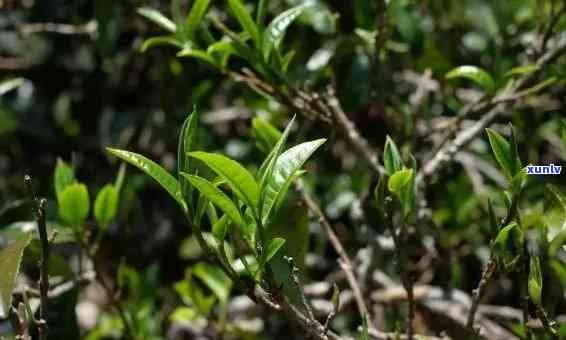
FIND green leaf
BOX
[446,65,496,94]
[182,174,243,227]
[178,110,199,210]
[504,64,539,78]
[508,124,522,176]
[528,256,543,305]
[262,4,309,61]
[58,183,90,226]
[383,135,403,175]
[177,48,218,67]
[137,7,176,33]
[94,184,118,228]
[373,175,387,219]
[140,35,183,52]
[228,0,260,47]
[262,139,326,224]
[188,151,260,214]
[212,214,231,241]
[186,0,211,38]
[192,263,233,303]
[114,162,126,194]
[486,128,521,180]
[0,233,32,316]
[54,158,75,201]
[388,169,413,193]
[259,115,295,187]
[263,237,286,264]
[106,148,187,213]
[493,222,524,270]
[252,117,282,153]
[331,283,340,310]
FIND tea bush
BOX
[1,1,566,340]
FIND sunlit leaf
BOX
[228,0,260,47]
[505,64,539,78]
[446,65,495,94]
[186,0,211,38]
[263,237,285,264]
[140,35,183,52]
[383,135,403,175]
[54,158,75,201]
[58,183,90,226]
[486,128,521,180]
[262,4,309,61]
[388,169,413,193]
[178,110,199,210]
[212,214,231,241]
[94,184,118,228]
[182,173,243,227]
[188,151,260,214]
[0,233,31,316]
[262,138,326,224]
[106,148,187,213]
[137,7,176,33]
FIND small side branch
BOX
[466,258,497,331]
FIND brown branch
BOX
[18,21,97,37]
[466,258,497,331]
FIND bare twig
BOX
[24,175,49,340]
[286,256,315,320]
[18,21,97,38]
[299,185,370,321]
[466,258,497,331]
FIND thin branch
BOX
[466,258,497,331]
[18,21,97,37]
[286,256,315,320]
[24,175,49,340]
[299,184,370,321]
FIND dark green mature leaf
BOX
[137,7,176,33]
[193,263,232,304]
[0,233,32,315]
[262,4,309,61]
[140,35,183,52]
[528,256,543,305]
[446,65,496,94]
[263,237,286,264]
[178,110,199,210]
[486,128,521,180]
[383,135,403,175]
[58,183,90,226]
[228,0,260,47]
[54,158,75,201]
[182,174,243,227]
[94,184,118,228]
[106,148,187,213]
[186,0,211,38]
[262,139,326,224]
[189,151,260,214]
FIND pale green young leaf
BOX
[259,115,295,186]
[0,233,32,316]
[54,158,75,201]
[58,183,90,226]
[137,7,176,33]
[186,0,211,38]
[528,256,543,305]
[114,163,126,194]
[383,135,402,175]
[388,169,413,193]
[262,4,309,61]
[94,184,118,228]
[486,128,520,180]
[188,151,260,213]
[212,214,231,241]
[140,35,183,52]
[193,263,233,303]
[177,48,218,67]
[106,148,186,212]
[228,0,260,47]
[281,50,296,73]
[273,169,306,213]
[446,65,496,94]
[182,174,243,227]
[262,139,326,224]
